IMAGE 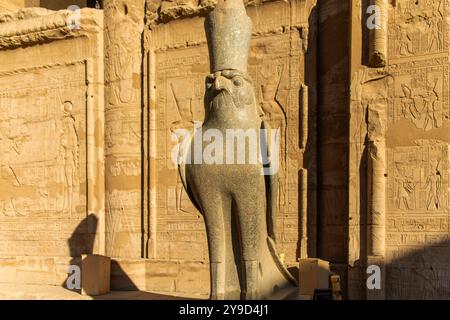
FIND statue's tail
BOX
[266,237,297,286]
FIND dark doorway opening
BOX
[87,0,102,9]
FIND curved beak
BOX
[213,74,225,92]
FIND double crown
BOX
[205,0,252,73]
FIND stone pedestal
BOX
[298,258,330,296]
[81,254,111,296]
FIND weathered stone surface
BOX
[0,1,95,13]
[104,0,145,258]
[0,8,105,262]
[0,0,447,301]
[81,254,111,296]
[349,0,450,300]
[298,258,330,296]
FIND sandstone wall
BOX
[0,0,448,300]
[0,1,89,12]
[104,0,145,259]
[0,8,105,286]
[0,0,318,297]
[349,0,450,299]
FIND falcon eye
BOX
[233,78,243,87]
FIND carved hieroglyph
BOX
[385,141,450,298]
[388,58,448,131]
[349,0,450,299]
[388,0,447,60]
[0,8,104,257]
[146,0,317,268]
[104,0,145,258]
[384,0,450,299]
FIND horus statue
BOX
[178,0,297,300]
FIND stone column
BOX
[104,0,145,258]
[367,141,386,257]
[366,102,387,300]
[368,0,387,67]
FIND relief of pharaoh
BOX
[178,0,296,300]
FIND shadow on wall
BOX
[110,260,139,291]
[384,239,450,300]
[351,238,450,299]
[63,213,97,293]
[63,213,139,294]
[302,3,319,261]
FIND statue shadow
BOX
[301,3,320,261]
[384,239,450,300]
[63,213,140,295]
[63,213,98,294]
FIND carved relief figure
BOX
[391,66,446,131]
[1,199,25,217]
[400,84,418,119]
[388,141,448,212]
[419,78,439,131]
[59,101,79,214]
[427,16,441,52]
[390,0,446,58]
[399,81,437,129]
[259,65,287,208]
[179,0,296,299]
[394,163,416,210]
[425,160,441,210]
[107,2,141,106]
[169,78,199,215]
[397,25,413,56]
[170,78,196,130]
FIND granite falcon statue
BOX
[178,0,297,300]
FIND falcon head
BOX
[205,69,256,112]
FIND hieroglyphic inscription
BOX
[104,0,145,258]
[387,141,449,213]
[381,0,450,299]
[386,140,450,299]
[252,32,304,262]
[0,61,89,256]
[388,0,448,60]
[388,58,449,131]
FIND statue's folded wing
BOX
[177,133,203,214]
[261,120,297,286]
[261,120,279,243]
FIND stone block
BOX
[298,258,330,296]
[176,262,209,295]
[81,254,110,296]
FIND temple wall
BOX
[0,8,105,286]
[0,1,90,12]
[104,0,145,259]
[349,0,450,299]
[0,0,448,300]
